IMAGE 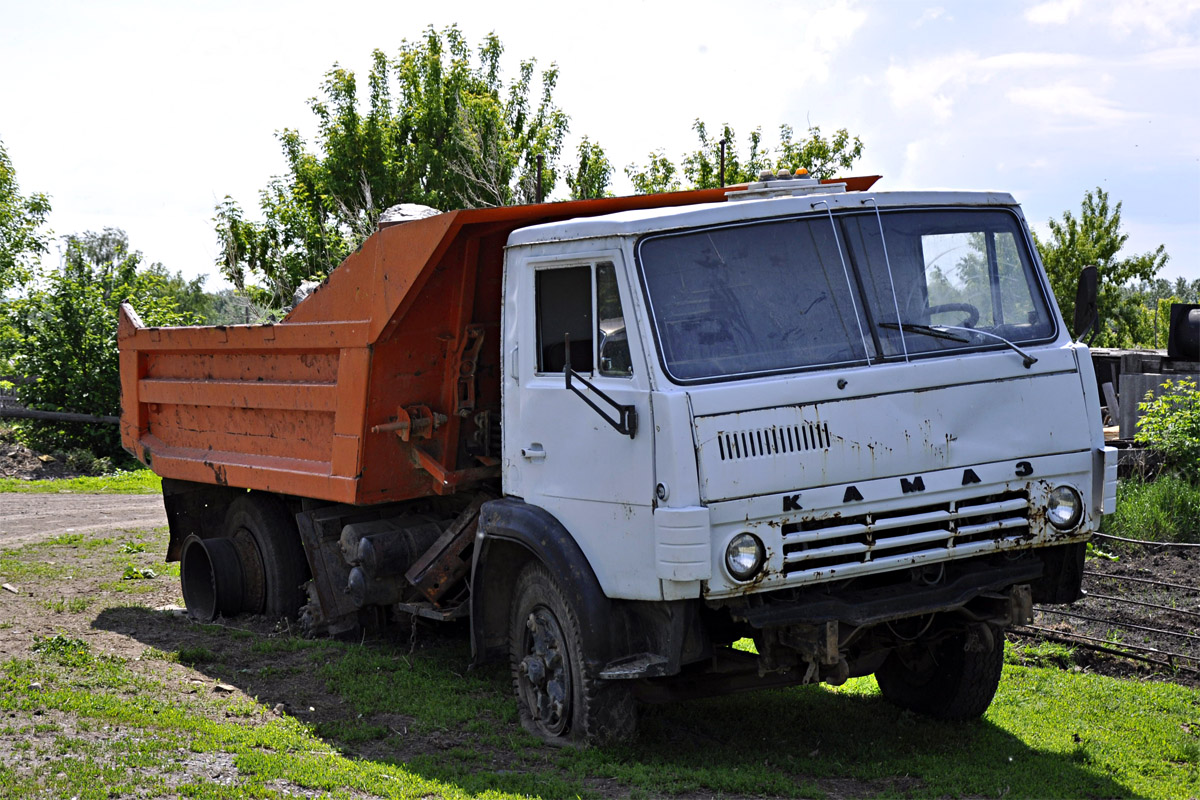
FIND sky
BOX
[1,0,1197,290]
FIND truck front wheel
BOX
[874,625,1004,720]
[508,562,636,745]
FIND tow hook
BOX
[1009,583,1034,625]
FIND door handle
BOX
[521,444,546,461]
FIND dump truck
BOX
[118,172,1117,744]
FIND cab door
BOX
[502,252,658,599]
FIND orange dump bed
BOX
[119,189,757,506]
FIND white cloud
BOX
[912,6,947,27]
[886,50,1091,120]
[1006,82,1138,123]
[1026,0,1200,44]
[977,52,1088,70]
[775,0,869,84]
[1130,45,1200,67]
[1024,0,1083,24]
[885,51,977,120]
[1107,0,1200,45]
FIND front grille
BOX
[781,490,1030,578]
[716,421,831,461]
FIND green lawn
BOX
[0,469,161,494]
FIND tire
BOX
[222,493,309,619]
[508,562,636,746]
[875,625,1004,720]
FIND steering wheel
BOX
[925,302,979,328]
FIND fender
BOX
[470,498,624,666]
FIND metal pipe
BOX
[1084,570,1196,593]
[1035,606,1200,644]
[1084,591,1200,621]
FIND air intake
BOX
[716,421,832,461]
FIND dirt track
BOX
[0,493,166,547]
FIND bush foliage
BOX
[6,229,198,458]
[1134,377,1200,483]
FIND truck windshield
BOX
[636,207,1055,382]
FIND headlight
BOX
[725,533,765,581]
[1046,485,1083,530]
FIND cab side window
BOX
[535,261,632,377]
[537,266,593,373]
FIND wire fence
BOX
[1013,535,1200,679]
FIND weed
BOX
[32,634,93,668]
[140,647,177,663]
[1007,640,1077,669]
[121,542,149,554]
[175,647,217,666]
[313,719,389,743]
[122,565,157,580]
[41,597,91,614]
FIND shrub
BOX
[1134,378,1200,482]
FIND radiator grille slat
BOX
[781,490,1030,577]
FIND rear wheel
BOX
[508,562,636,745]
[219,493,308,619]
[875,625,1004,720]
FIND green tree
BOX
[0,136,51,293]
[625,149,681,195]
[215,26,571,306]
[566,137,613,200]
[626,120,865,194]
[1034,187,1168,347]
[7,229,199,458]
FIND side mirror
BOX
[1073,265,1098,343]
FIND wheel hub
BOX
[518,607,571,736]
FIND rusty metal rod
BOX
[1083,591,1200,621]
[1035,606,1200,644]
[1014,626,1200,674]
[1084,570,1197,593]
[1092,532,1200,549]
[0,407,119,424]
[1017,624,1200,666]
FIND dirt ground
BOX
[0,493,167,548]
[0,432,90,481]
[1017,541,1200,687]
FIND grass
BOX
[0,469,161,494]
[2,491,1198,797]
[1101,473,1200,544]
[41,597,91,614]
[8,629,1197,799]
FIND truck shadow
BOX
[93,605,1139,800]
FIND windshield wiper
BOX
[879,321,969,343]
[880,322,1039,368]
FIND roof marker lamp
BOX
[726,533,765,581]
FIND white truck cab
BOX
[482,177,1117,743]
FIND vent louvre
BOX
[716,421,831,461]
